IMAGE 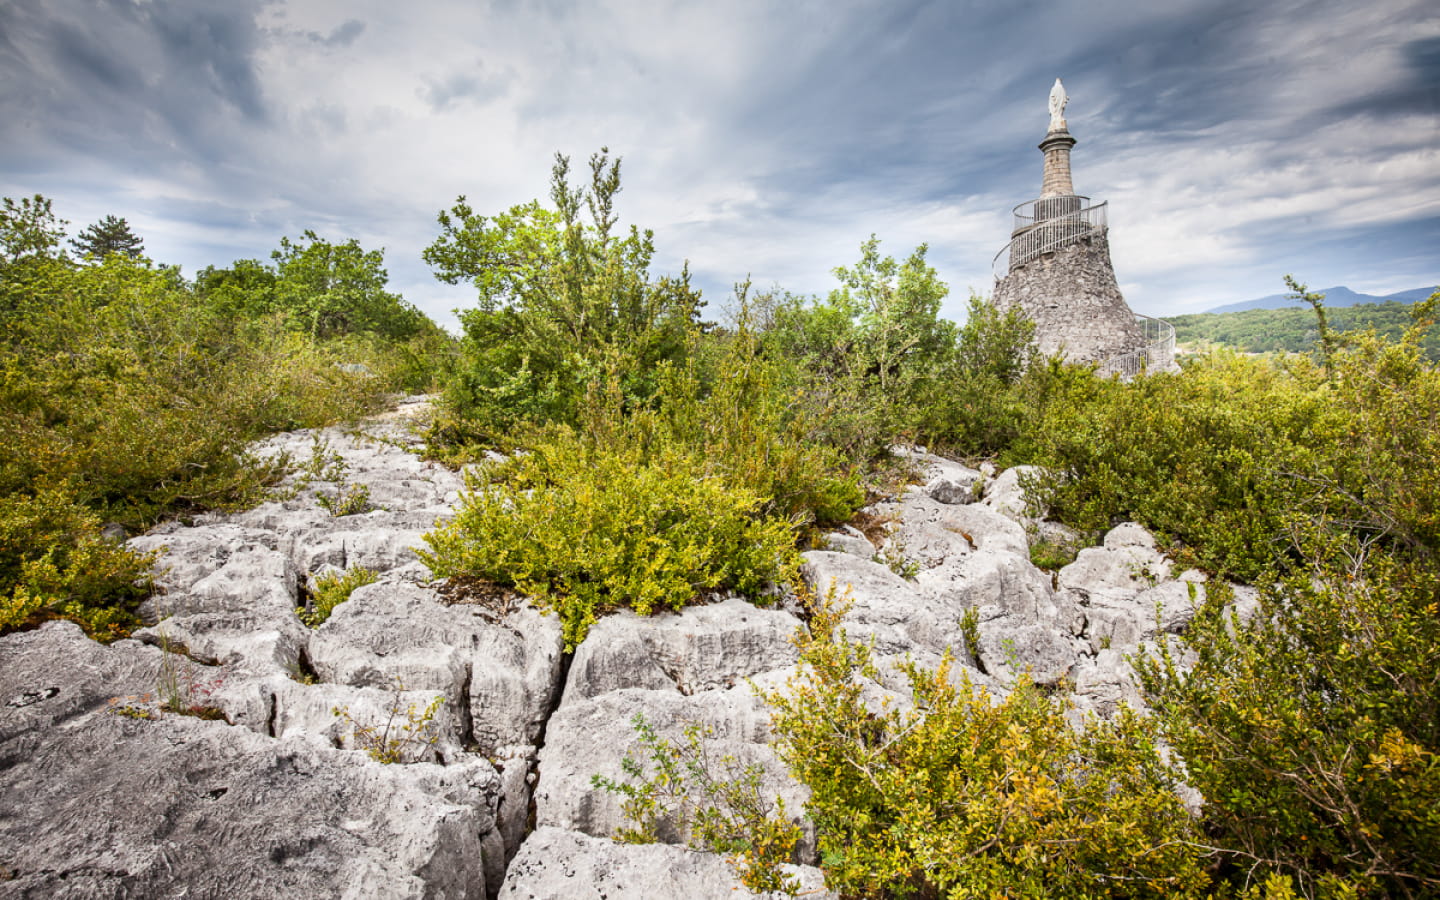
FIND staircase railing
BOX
[1097,314,1175,379]
[992,198,1107,279]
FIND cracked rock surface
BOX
[0,413,1241,897]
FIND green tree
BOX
[755,237,954,457]
[271,230,426,340]
[424,148,703,436]
[194,258,279,320]
[0,194,68,266]
[69,214,144,260]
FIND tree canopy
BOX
[70,214,144,260]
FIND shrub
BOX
[0,486,154,640]
[332,681,446,764]
[763,586,1212,899]
[425,149,702,436]
[298,565,378,628]
[1138,548,1440,897]
[419,431,799,648]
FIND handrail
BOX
[993,199,1107,279]
[1097,314,1175,379]
[1012,195,1091,231]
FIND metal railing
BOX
[992,199,1107,279]
[1097,314,1175,379]
[1012,195,1090,231]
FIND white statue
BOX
[1048,78,1068,132]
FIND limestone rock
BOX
[0,622,501,900]
[309,580,565,756]
[565,597,801,701]
[533,685,809,854]
[800,551,972,665]
[981,465,1048,521]
[498,827,836,900]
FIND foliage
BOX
[1017,287,1440,579]
[763,586,1212,899]
[70,214,144,260]
[1169,302,1440,362]
[317,482,373,517]
[271,230,431,341]
[0,486,154,640]
[419,424,800,649]
[1138,549,1440,898]
[425,148,702,437]
[332,681,446,764]
[0,194,67,266]
[932,295,1042,457]
[0,196,435,640]
[154,636,227,719]
[593,713,803,895]
[298,565,378,628]
[755,238,956,457]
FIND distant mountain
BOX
[1206,285,1437,314]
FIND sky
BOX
[2,0,1437,329]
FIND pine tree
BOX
[70,215,144,260]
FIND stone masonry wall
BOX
[992,232,1143,364]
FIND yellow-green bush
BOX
[298,565,378,628]
[0,486,154,639]
[1139,553,1440,898]
[763,588,1212,899]
[419,430,799,648]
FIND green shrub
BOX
[298,565,378,628]
[763,586,1212,899]
[425,149,702,437]
[0,486,154,640]
[1139,549,1440,897]
[419,430,799,648]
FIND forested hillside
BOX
[1172,299,1440,359]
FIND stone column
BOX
[1039,129,1077,198]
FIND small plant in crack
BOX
[317,482,374,517]
[873,532,920,580]
[333,679,446,764]
[592,713,802,895]
[297,565,377,628]
[269,434,348,502]
[154,634,228,720]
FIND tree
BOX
[70,215,144,260]
[271,231,426,340]
[424,148,703,434]
[0,195,67,266]
[194,259,279,320]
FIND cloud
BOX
[307,19,366,48]
[0,0,1435,332]
[418,62,511,112]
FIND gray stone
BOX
[533,686,809,854]
[981,465,1048,521]
[310,580,565,757]
[974,617,1078,687]
[800,551,971,664]
[0,622,500,900]
[822,528,876,558]
[992,233,1144,365]
[564,596,801,702]
[498,827,836,900]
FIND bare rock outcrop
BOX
[0,622,503,899]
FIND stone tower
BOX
[992,80,1153,369]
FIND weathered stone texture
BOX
[992,233,1143,363]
